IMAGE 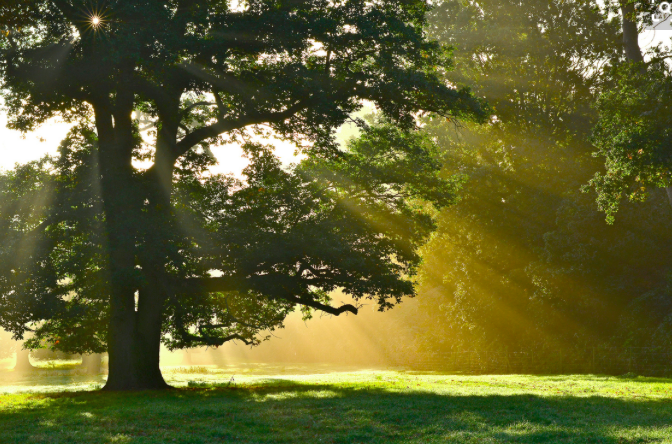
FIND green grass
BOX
[1,371,672,443]
[32,360,85,371]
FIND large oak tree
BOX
[0,0,484,389]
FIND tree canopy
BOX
[0,0,484,389]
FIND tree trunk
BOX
[90,68,186,390]
[14,348,34,372]
[81,354,103,375]
[94,99,170,391]
[133,285,170,388]
[100,187,171,390]
[620,1,645,64]
[666,187,672,208]
[618,3,672,212]
[101,245,171,389]
[103,316,169,390]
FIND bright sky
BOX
[0,105,365,176]
[641,29,672,51]
[0,113,305,175]
[0,114,72,171]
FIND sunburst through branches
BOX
[80,5,110,34]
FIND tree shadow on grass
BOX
[0,370,107,392]
[537,374,672,384]
[1,380,671,444]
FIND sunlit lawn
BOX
[1,367,672,443]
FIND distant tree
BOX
[0,330,34,371]
[374,0,672,357]
[588,64,672,222]
[0,329,16,360]
[616,275,672,348]
[582,0,672,344]
[13,348,34,372]
[587,0,672,221]
[395,0,614,351]
[80,354,103,375]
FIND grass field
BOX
[1,369,672,443]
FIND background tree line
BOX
[378,0,672,359]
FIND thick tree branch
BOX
[173,276,240,294]
[179,63,258,108]
[197,326,254,346]
[181,101,215,118]
[174,101,309,158]
[325,49,332,74]
[221,295,267,329]
[620,1,644,64]
[171,295,255,346]
[175,276,358,316]
[175,318,254,346]
[280,295,358,316]
[213,90,226,120]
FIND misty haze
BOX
[3,0,672,443]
